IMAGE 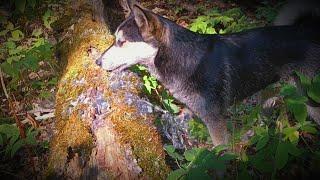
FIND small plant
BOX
[256,2,284,23]
[165,71,320,179]
[9,0,38,13]
[189,8,258,34]
[131,65,180,114]
[165,145,237,180]
[0,124,39,157]
[188,118,210,142]
[0,12,56,94]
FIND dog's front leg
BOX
[192,104,229,146]
[202,113,229,146]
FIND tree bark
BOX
[46,0,170,179]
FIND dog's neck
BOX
[146,26,212,94]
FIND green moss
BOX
[49,0,170,178]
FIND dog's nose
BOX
[96,58,102,66]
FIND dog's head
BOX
[96,0,167,71]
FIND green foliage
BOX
[131,65,180,114]
[189,8,258,34]
[0,13,56,96]
[188,118,210,142]
[295,72,320,103]
[0,124,39,157]
[256,1,285,23]
[165,72,320,179]
[166,145,237,180]
[9,0,38,13]
[42,10,58,29]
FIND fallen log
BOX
[47,0,170,178]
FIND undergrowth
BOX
[0,0,58,159]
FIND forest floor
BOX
[2,0,319,179]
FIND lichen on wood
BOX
[47,0,170,179]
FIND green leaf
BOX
[285,97,307,123]
[307,74,320,103]
[48,77,58,86]
[212,144,228,154]
[143,75,152,94]
[8,46,23,55]
[188,119,210,142]
[26,128,38,145]
[0,124,20,137]
[295,71,311,89]
[287,142,301,156]
[42,10,57,29]
[22,53,39,71]
[280,84,297,97]
[162,91,180,114]
[164,145,184,160]
[7,55,23,64]
[31,28,43,37]
[11,29,24,41]
[249,135,260,145]
[186,168,211,180]
[256,134,269,150]
[164,145,175,153]
[167,169,186,180]
[184,148,199,162]
[39,91,51,99]
[275,141,289,170]
[0,29,9,36]
[1,61,20,78]
[219,153,237,161]
[15,0,26,13]
[6,22,14,30]
[11,139,24,157]
[283,127,299,143]
[5,41,16,49]
[300,122,317,134]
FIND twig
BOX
[0,67,9,99]
[9,99,26,139]
[26,113,40,128]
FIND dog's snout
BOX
[96,58,102,66]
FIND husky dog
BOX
[96,0,320,145]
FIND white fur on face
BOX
[100,31,158,71]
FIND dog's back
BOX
[205,25,320,105]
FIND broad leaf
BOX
[307,74,320,103]
[167,169,186,180]
[275,141,289,170]
[1,61,20,78]
[285,97,307,123]
[280,84,296,97]
[11,139,25,157]
[256,134,269,150]
[295,71,311,89]
[184,148,199,162]
[283,127,299,143]
[11,29,24,41]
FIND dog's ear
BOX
[132,5,165,43]
[120,0,136,17]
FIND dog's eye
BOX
[116,40,127,47]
